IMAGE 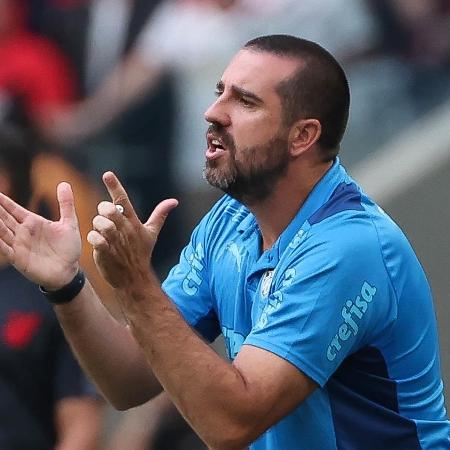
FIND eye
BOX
[214,89,224,98]
[239,96,254,107]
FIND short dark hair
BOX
[244,35,350,160]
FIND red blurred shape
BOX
[3,311,43,350]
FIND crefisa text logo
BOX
[326,281,377,361]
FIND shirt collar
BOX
[235,157,346,266]
[275,157,345,260]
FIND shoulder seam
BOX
[367,211,399,327]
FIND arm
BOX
[54,279,162,408]
[0,183,162,408]
[0,173,314,449]
[119,280,316,449]
[54,397,103,450]
[88,173,317,449]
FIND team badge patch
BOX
[260,270,274,297]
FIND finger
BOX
[57,182,78,227]
[0,238,13,261]
[87,230,110,251]
[97,201,125,226]
[102,172,139,222]
[0,204,19,234]
[92,215,118,242]
[0,220,14,247]
[144,199,178,237]
[0,192,29,224]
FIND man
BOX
[0,35,448,449]
[0,126,103,449]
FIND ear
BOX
[288,119,322,157]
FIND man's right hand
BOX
[0,182,82,291]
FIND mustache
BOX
[207,124,235,150]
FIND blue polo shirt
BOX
[162,158,449,449]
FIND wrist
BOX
[123,264,158,288]
[39,268,85,304]
[41,264,80,292]
[118,270,159,301]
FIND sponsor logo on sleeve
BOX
[182,243,205,296]
[326,281,377,362]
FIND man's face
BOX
[203,49,300,204]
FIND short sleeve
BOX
[162,199,229,342]
[244,221,397,387]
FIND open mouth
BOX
[206,135,228,160]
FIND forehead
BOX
[220,49,301,95]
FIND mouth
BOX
[206,134,228,160]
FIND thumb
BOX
[57,182,78,225]
[144,198,179,237]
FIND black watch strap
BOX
[39,269,86,304]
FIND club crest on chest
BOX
[260,270,274,298]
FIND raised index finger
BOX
[102,171,139,222]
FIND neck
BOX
[248,159,333,251]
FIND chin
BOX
[204,170,234,191]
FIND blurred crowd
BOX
[0,0,449,449]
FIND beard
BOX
[203,127,291,205]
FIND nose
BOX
[204,97,231,127]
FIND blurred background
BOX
[0,0,448,448]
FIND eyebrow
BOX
[216,81,264,105]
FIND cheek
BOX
[235,115,280,145]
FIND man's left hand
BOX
[87,171,178,290]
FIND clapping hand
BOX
[87,172,178,290]
[0,182,81,290]
[0,171,177,298]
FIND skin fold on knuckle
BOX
[114,194,128,205]
[94,216,117,238]
[87,230,108,249]
[102,223,118,241]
